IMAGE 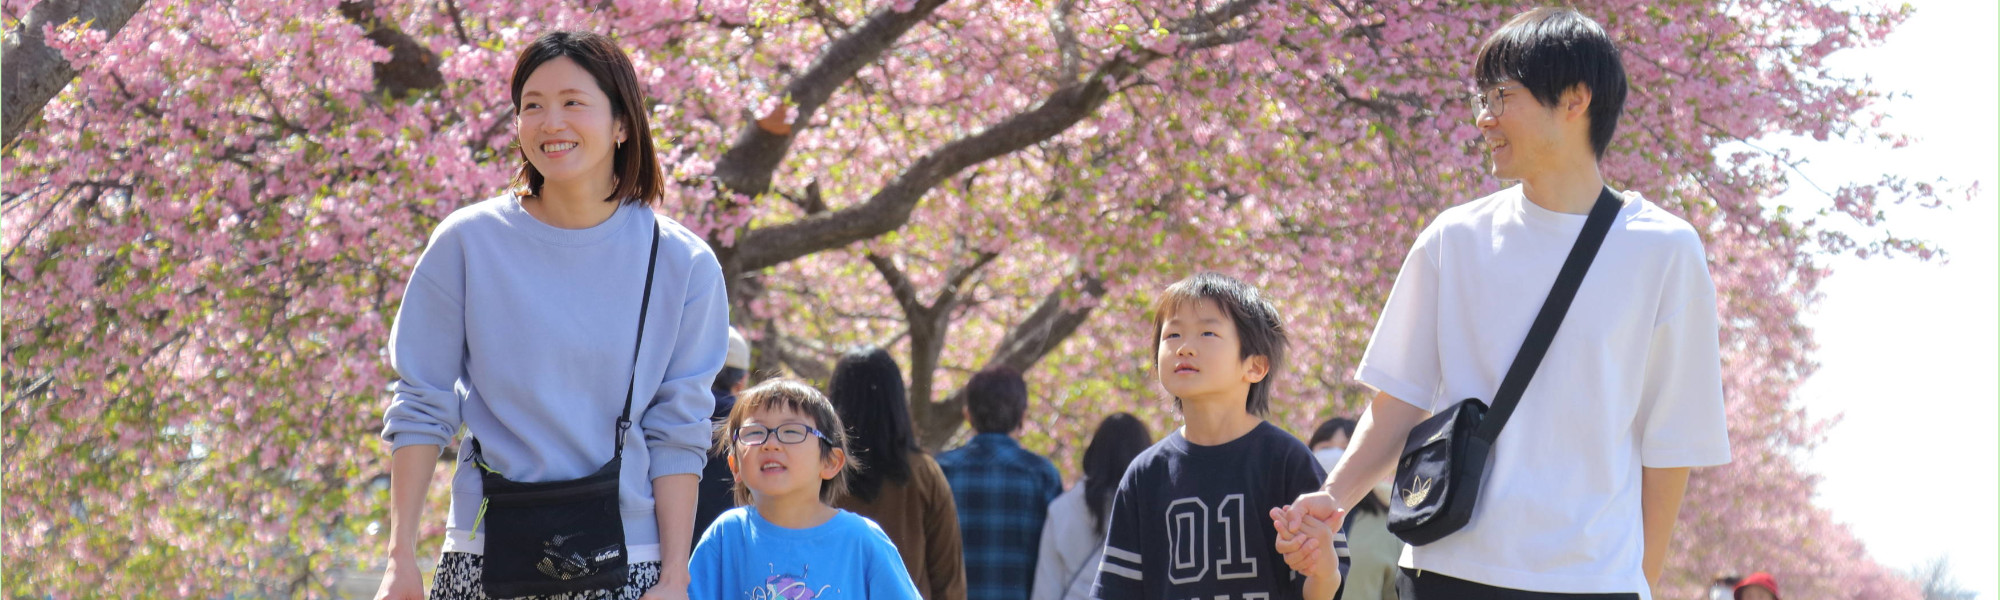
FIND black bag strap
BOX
[472,219,661,466]
[1474,187,1623,444]
[615,223,662,457]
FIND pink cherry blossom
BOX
[1,0,1952,597]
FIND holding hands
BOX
[1272,490,1346,600]
[1272,490,1345,574]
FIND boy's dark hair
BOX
[715,378,856,506]
[1149,272,1290,417]
[1308,417,1357,448]
[508,30,665,205]
[827,345,921,503]
[1473,7,1628,159]
[964,367,1029,434]
[1082,412,1153,535]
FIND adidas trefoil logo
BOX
[1402,476,1434,508]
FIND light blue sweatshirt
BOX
[380,193,727,561]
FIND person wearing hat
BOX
[1734,572,1780,600]
[690,326,752,546]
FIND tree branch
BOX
[756,327,835,383]
[338,0,445,99]
[980,273,1106,374]
[710,0,952,196]
[933,250,999,309]
[915,271,1106,450]
[864,246,1003,449]
[1047,0,1082,82]
[732,55,1132,272]
[2,0,151,148]
[440,0,473,46]
[1170,0,1262,34]
[729,0,1269,273]
[864,253,925,319]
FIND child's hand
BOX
[1269,507,1327,575]
[1291,510,1342,582]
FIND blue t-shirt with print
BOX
[691,505,923,600]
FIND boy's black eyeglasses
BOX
[733,423,831,446]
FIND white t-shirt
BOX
[1031,483,1105,600]
[1354,185,1730,598]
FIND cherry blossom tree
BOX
[1,0,1949,596]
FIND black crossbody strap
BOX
[1474,187,1622,443]
[614,222,662,458]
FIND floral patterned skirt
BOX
[429,552,662,600]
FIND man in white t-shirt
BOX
[1272,7,1730,600]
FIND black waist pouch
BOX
[477,456,628,597]
[1386,398,1492,545]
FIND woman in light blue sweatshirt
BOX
[373,31,726,600]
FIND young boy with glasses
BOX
[689,379,923,599]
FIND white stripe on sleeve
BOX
[1099,561,1142,581]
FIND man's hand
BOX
[1282,490,1344,536]
[1270,503,1342,576]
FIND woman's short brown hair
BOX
[507,30,664,205]
[714,379,856,506]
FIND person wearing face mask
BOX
[374,31,725,600]
[1307,418,1355,474]
[1307,417,1397,600]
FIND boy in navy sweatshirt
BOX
[1092,273,1347,600]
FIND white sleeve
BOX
[1029,497,1067,600]
[1636,238,1731,468]
[1354,227,1444,411]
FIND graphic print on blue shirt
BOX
[1091,421,1347,600]
[756,567,830,600]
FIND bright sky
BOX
[1759,0,1997,597]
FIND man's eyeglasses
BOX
[733,423,831,447]
[1473,84,1526,118]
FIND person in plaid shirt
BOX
[936,367,1064,600]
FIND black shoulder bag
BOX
[1386,188,1621,546]
[468,225,660,597]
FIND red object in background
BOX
[1734,572,1781,600]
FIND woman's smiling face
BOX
[515,56,624,190]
